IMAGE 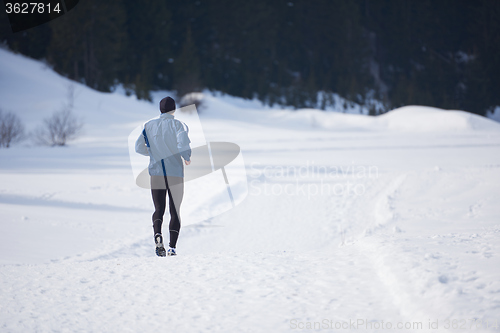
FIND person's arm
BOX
[176,121,191,162]
[135,130,149,156]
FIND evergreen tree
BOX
[174,25,202,99]
[47,0,127,91]
[122,0,173,100]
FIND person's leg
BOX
[151,176,167,236]
[151,188,166,235]
[165,176,184,248]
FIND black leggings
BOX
[151,176,183,248]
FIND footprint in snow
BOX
[438,275,448,284]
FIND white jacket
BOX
[135,113,191,177]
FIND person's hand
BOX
[185,160,191,165]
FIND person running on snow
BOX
[135,96,191,256]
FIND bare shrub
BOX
[34,109,83,146]
[0,110,25,148]
[34,84,84,146]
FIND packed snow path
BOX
[2,133,499,332]
[1,49,500,332]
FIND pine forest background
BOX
[1,0,499,116]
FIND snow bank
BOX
[379,105,500,132]
[200,93,500,133]
[292,105,500,132]
[488,106,500,123]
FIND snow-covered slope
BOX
[1,48,500,332]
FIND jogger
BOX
[135,96,192,256]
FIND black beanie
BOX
[160,96,176,113]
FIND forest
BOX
[1,0,499,115]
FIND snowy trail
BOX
[3,161,499,332]
[1,248,411,332]
[2,131,500,332]
[343,167,500,331]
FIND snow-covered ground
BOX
[1,48,500,332]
